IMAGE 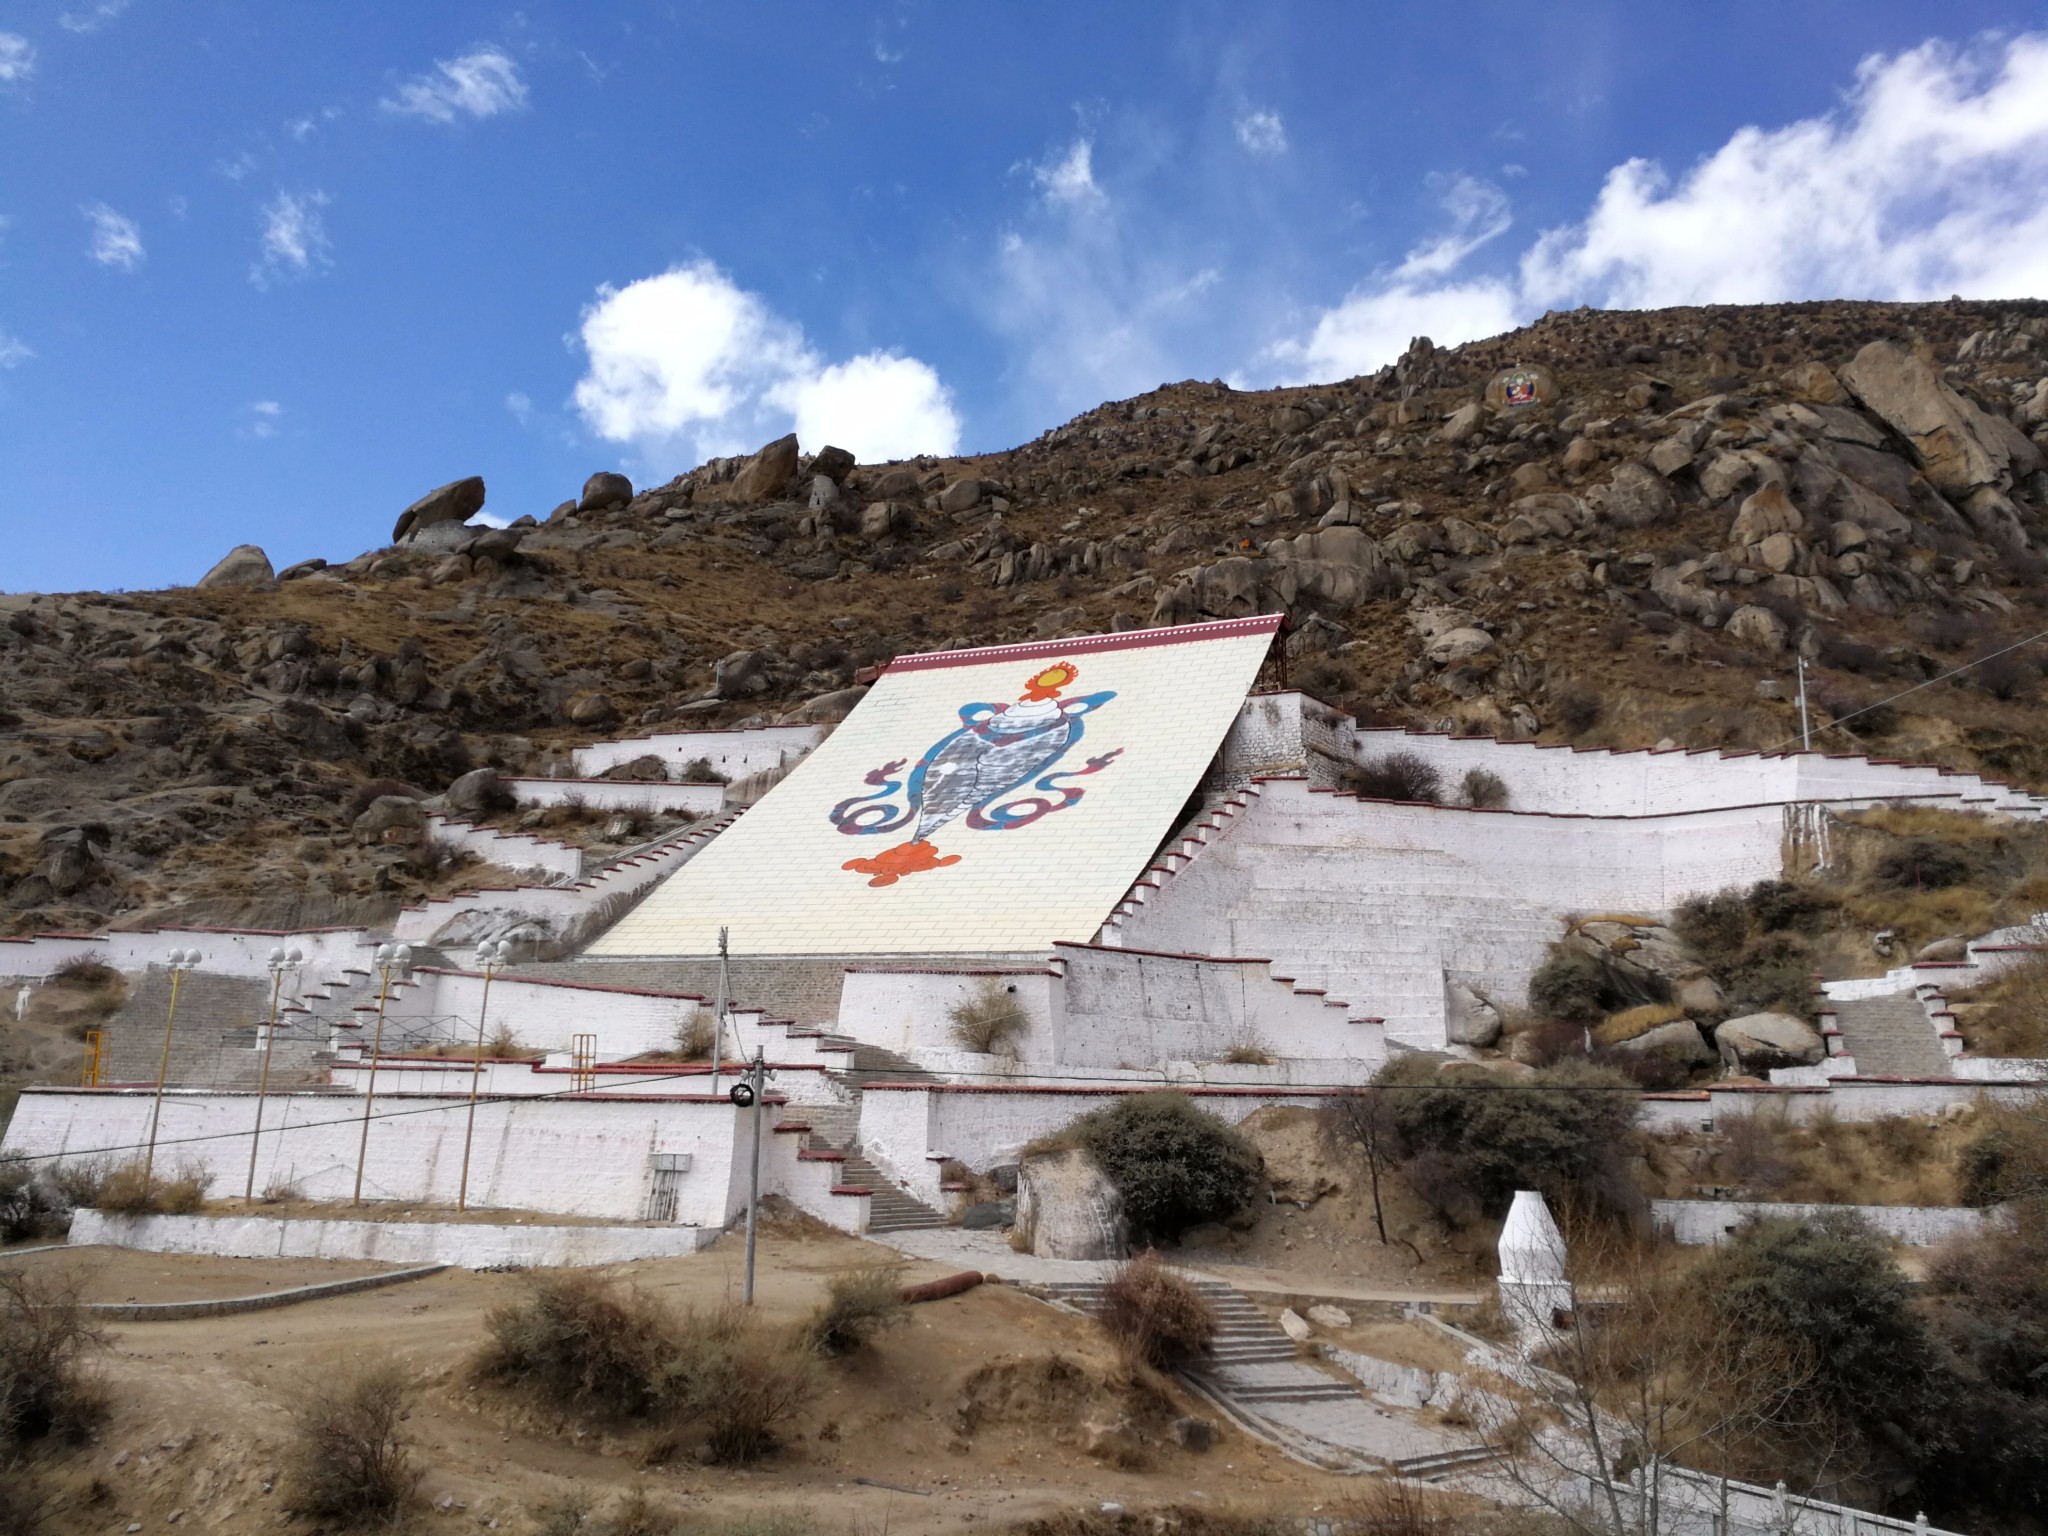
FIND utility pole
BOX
[742,1049,766,1305]
[708,925,729,1091]
[457,938,509,1213]
[351,943,410,1205]
[244,946,303,1200]
[143,949,201,1184]
[1796,654,1812,752]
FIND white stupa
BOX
[1497,1189,1574,1349]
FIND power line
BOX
[1757,623,2048,757]
[0,1059,1667,1168]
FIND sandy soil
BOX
[12,1216,1377,1534]
[3,1246,400,1303]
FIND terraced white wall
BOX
[572,726,824,782]
[1111,780,1797,1047]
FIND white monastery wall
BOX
[424,816,582,881]
[856,1083,1338,1205]
[1,1088,755,1223]
[0,927,375,985]
[571,726,824,783]
[1652,1198,1994,1247]
[376,968,701,1059]
[502,778,726,817]
[68,1210,718,1267]
[1111,780,1795,1046]
[836,966,1062,1060]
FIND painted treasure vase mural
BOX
[830,662,1123,886]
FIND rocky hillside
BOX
[5,297,2048,935]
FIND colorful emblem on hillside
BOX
[1500,368,1539,407]
[832,661,1122,886]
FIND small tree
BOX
[1318,1085,1400,1245]
[1067,1092,1264,1244]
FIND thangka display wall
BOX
[589,616,1282,956]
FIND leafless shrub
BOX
[1343,751,1443,803]
[1097,1251,1217,1371]
[282,1364,421,1526]
[799,1265,908,1357]
[1216,1033,1275,1066]
[89,1161,211,1216]
[52,953,118,988]
[476,1272,679,1420]
[947,980,1029,1055]
[675,1009,716,1062]
[1458,767,1510,808]
[0,1265,105,1451]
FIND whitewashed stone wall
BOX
[836,966,1061,1060]
[1109,779,1798,1047]
[0,927,375,985]
[376,967,702,1059]
[1635,1078,2046,1131]
[502,778,726,817]
[68,1210,718,1266]
[856,1083,1337,1207]
[1653,1198,1994,1246]
[424,816,583,881]
[571,726,823,783]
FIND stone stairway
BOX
[1032,1275,1465,1471]
[1829,993,1948,1076]
[794,1094,948,1234]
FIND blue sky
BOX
[5,2,2048,593]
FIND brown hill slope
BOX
[5,297,2048,934]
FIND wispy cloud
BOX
[240,400,282,440]
[0,329,32,368]
[250,190,332,288]
[571,259,960,467]
[504,391,533,426]
[82,202,145,271]
[381,47,527,124]
[1267,32,2048,382]
[58,0,131,34]
[0,33,35,84]
[1234,108,1288,156]
[1033,139,1106,209]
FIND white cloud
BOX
[1235,109,1288,156]
[1269,32,2048,382]
[240,400,282,440]
[82,203,144,271]
[0,329,31,368]
[572,261,960,466]
[59,0,131,34]
[250,190,332,288]
[382,47,527,124]
[216,152,258,183]
[504,391,533,426]
[0,33,34,83]
[1034,139,1105,209]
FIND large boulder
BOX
[1264,524,1399,608]
[732,434,800,503]
[713,649,773,699]
[578,472,633,512]
[393,476,486,542]
[1594,461,1674,528]
[938,478,987,514]
[353,794,426,845]
[1614,1019,1716,1070]
[1015,1147,1128,1261]
[1714,1012,1824,1073]
[1446,981,1502,1048]
[811,444,857,483]
[1484,363,1561,410]
[197,544,275,587]
[1724,604,1789,651]
[443,767,507,816]
[1838,340,2038,495]
[1730,482,1802,544]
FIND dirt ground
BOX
[6,1247,401,1303]
[5,1216,1380,1535]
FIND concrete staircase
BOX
[1829,993,1948,1076]
[795,1096,948,1234]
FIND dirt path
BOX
[2,1245,402,1304]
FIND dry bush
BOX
[1552,684,1603,737]
[1457,767,1510,809]
[947,980,1029,1055]
[799,1265,907,1357]
[44,1160,108,1211]
[90,1161,210,1216]
[1343,751,1443,803]
[1715,1109,1796,1196]
[260,1177,303,1204]
[1215,1033,1274,1066]
[51,953,118,988]
[684,1306,820,1466]
[1954,952,2048,1057]
[0,1265,105,1450]
[1098,1252,1217,1370]
[676,1009,716,1062]
[679,757,730,785]
[282,1363,421,1527]
[0,1157,66,1246]
[476,1273,679,1419]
